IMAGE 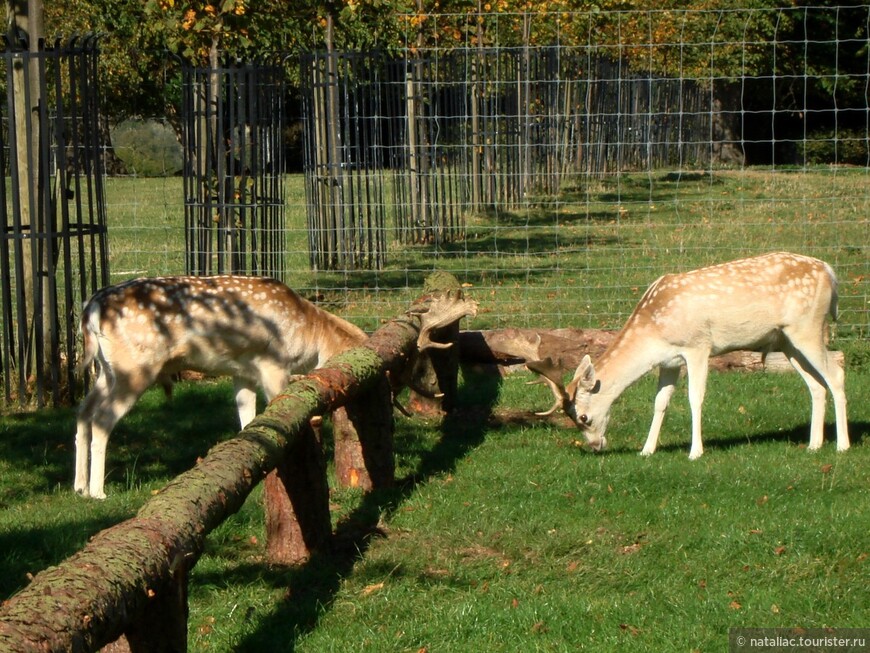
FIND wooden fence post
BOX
[264,419,332,565]
[333,375,395,491]
[407,271,464,417]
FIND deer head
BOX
[526,355,608,452]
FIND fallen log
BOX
[458,328,845,373]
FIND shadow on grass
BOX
[0,381,241,599]
[229,367,505,652]
[621,420,868,457]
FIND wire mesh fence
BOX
[102,7,868,339]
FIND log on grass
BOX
[458,328,844,374]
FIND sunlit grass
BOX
[101,168,869,336]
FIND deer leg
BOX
[87,387,149,500]
[683,352,709,461]
[74,368,114,496]
[234,380,259,429]
[781,338,848,452]
[641,366,680,457]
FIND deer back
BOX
[606,252,836,361]
[80,276,367,383]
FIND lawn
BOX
[101,168,870,336]
[1,339,868,651]
[0,166,868,650]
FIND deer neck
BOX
[594,323,665,400]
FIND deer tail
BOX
[76,300,103,375]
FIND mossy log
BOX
[0,313,426,653]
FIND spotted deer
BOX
[73,276,366,499]
[74,275,477,499]
[528,252,849,459]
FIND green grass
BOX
[1,340,868,651]
[100,168,870,336]
[1,167,868,648]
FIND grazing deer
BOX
[528,252,849,459]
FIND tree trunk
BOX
[333,375,395,491]
[264,419,331,565]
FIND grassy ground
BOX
[101,169,870,336]
[1,339,867,651]
[1,168,867,649]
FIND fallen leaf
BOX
[698,579,707,589]
[756,495,769,506]
[361,582,384,596]
[820,464,833,474]
[566,561,580,572]
[620,623,641,636]
[749,529,763,535]
[621,542,642,555]
[729,600,742,610]
[774,546,787,556]
[511,598,519,609]
[771,604,780,614]
[531,621,548,634]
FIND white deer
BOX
[74,275,476,499]
[528,252,849,459]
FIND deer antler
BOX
[526,357,568,416]
[413,290,479,351]
[509,333,542,363]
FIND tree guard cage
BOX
[0,36,109,408]
[300,47,710,271]
[300,50,390,271]
[181,59,286,280]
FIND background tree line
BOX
[39,0,870,166]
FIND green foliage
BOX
[111,119,184,176]
[35,0,868,131]
[802,130,870,166]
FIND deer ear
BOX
[570,355,598,393]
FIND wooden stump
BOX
[407,271,465,417]
[333,376,395,490]
[264,420,331,565]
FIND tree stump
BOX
[264,419,331,565]
[407,271,465,417]
[333,375,395,491]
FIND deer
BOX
[74,275,477,499]
[527,252,850,460]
